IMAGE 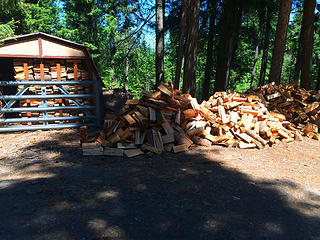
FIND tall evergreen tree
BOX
[268,0,292,84]
[293,7,304,84]
[202,0,217,100]
[182,0,200,95]
[156,0,165,86]
[250,7,264,89]
[259,5,273,86]
[300,0,316,89]
[214,0,243,92]
[174,0,189,90]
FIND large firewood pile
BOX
[82,82,319,157]
[250,82,320,140]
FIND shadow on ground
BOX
[0,131,320,240]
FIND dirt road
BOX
[0,129,320,240]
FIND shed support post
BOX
[41,86,48,125]
[95,77,102,127]
[40,62,48,125]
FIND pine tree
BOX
[156,0,165,86]
[174,0,189,90]
[214,0,242,92]
[182,0,200,95]
[268,0,292,84]
[300,0,316,89]
[202,0,217,100]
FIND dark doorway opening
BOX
[0,58,19,118]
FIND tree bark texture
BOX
[250,8,264,89]
[156,0,165,86]
[250,44,260,89]
[293,34,303,83]
[202,0,217,101]
[174,0,189,90]
[214,0,242,92]
[182,0,200,95]
[300,0,316,90]
[268,0,292,84]
[125,53,129,90]
[124,6,129,91]
[259,6,272,86]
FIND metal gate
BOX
[0,80,101,132]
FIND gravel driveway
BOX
[0,129,320,240]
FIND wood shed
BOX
[0,32,103,132]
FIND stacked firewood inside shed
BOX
[82,82,313,157]
[250,82,320,140]
[13,60,93,124]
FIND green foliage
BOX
[24,0,61,34]
[0,20,16,39]
[231,71,252,93]
[0,0,319,100]
[0,0,156,100]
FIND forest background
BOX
[0,0,319,100]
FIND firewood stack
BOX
[250,82,320,140]
[82,82,312,157]
[13,60,93,124]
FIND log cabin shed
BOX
[0,32,103,132]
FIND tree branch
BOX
[115,12,155,47]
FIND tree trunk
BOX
[174,0,189,90]
[250,45,259,89]
[293,4,307,84]
[182,0,200,95]
[268,0,292,84]
[214,0,242,92]
[202,0,217,101]
[259,6,272,86]
[293,36,303,83]
[156,0,165,86]
[226,7,243,88]
[250,9,264,89]
[124,5,129,91]
[300,0,316,90]
[125,53,129,90]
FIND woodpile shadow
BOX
[0,133,320,240]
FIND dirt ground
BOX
[0,129,320,240]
